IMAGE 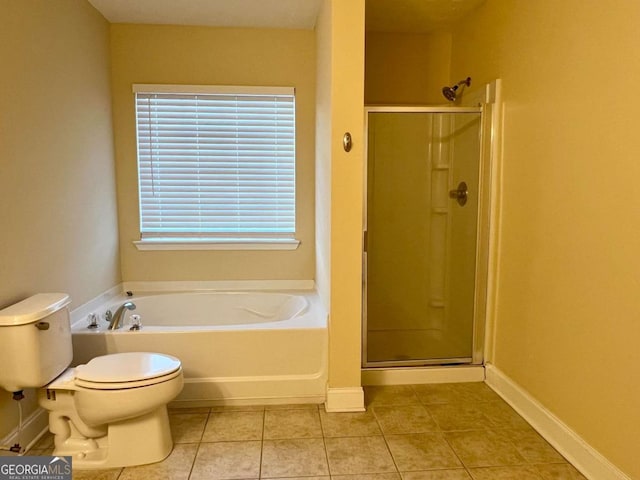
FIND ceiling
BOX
[88,0,323,30]
[88,0,485,33]
[366,0,486,33]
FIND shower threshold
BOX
[363,357,473,369]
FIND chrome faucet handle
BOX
[87,313,99,329]
[129,314,142,331]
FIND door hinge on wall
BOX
[363,230,368,253]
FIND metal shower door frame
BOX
[362,104,492,369]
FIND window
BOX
[133,84,297,250]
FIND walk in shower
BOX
[363,103,492,368]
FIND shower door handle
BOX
[449,181,468,206]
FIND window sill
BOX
[133,237,301,251]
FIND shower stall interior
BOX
[363,104,490,368]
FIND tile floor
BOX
[26,383,587,480]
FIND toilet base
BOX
[54,407,173,470]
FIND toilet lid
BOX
[75,352,181,384]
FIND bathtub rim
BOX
[70,280,325,332]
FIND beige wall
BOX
[326,0,366,388]
[365,31,451,105]
[315,0,332,309]
[0,0,118,440]
[316,0,367,390]
[110,25,316,281]
[451,1,640,477]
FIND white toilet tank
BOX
[0,293,73,392]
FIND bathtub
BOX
[71,287,327,406]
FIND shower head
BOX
[442,77,472,102]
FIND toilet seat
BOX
[70,352,181,390]
[74,368,182,390]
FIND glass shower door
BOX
[364,109,482,366]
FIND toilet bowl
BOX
[39,352,184,469]
[0,293,184,470]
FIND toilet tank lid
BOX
[75,352,181,383]
[0,293,70,326]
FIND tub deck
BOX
[71,289,327,406]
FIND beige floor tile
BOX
[0,451,20,457]
[333,474,401,480]
[385,433,462,472]
[264,408,322,439]
[168,406,211,414]
[413,383,498,405]
[265,403,320,410]
[201,411,264,442]
[468,465,543,479]
[496,428,565,463]
[325,436,397,475]
[263,477,329,480]
[72,469,122,480]
[169,413,208,443]
[119,443,197,480]
[373,405,439,434]
[209,405,265,412]
[190,441,261,480]
[365,385,421,407]
[320,410,382,437]
[30,448,54,456]
[535,463,588,479]
[402,470,472,480]
[51,384,586,480]
[445,430,526,468]
[31,432,55,450]
[427,404,494,431]
[261,438,329,477]
[475,401,531,430]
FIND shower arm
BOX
[456,77,472,88]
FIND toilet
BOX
[0,293,184,469]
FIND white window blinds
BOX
[134,85,296,239]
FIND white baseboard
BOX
[362,365,485,385]
[0,407,48,454]
[485,364,632,480]
[325,386,365,412]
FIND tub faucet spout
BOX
[106,301,136,330]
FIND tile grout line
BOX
[258,408,265,479]
[374,403,402,476]
[187,442,202,480]
[187,408,211,480]
[318,407,333,477]
[441,431,475,479]
[412,383,476,479]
